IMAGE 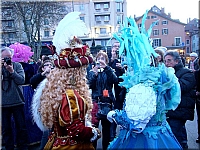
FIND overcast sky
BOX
[126,0,199,23]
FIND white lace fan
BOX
[52,11,89,55]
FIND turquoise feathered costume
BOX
[107,10,182,149]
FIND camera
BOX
[96,61,100,68]
[116,50,119,55]
[4,57,12,65]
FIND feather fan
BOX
[52,11,89,55]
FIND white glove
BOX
[107,110,116,123]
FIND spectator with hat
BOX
[188,52,199,72]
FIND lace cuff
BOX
[90,127,98,142]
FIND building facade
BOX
[136,6,186,55]
[72,0,127,49]
[1,0,127,56]
[185,18,199,57]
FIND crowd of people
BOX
[1,11,200,150]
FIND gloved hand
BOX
[107,110,116,123]
[95,128,101,139]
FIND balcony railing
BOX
[94,8,110,13]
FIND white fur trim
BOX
[31,78,48,131]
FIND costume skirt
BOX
[108,126,182,149]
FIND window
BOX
[192,43,195,49]
[104,16,109,21]
[147,16,150,19]
[116,2,120,12]
[79,4,84,11]
[162,20,168,25]
[117,15,121,24]
[44,30,50,37]
[175,37,181,46]
[61,6,66,12]
[152,39,161,47]
[151,16,157,19]
[95,4,100,9]
[186,39,190,45]
[44,19,49,25]
[152,21,159,25]
[186,47,190,53]
[4,10,12,17]
[101,40,107,46]
[117,26,122,33]
[100,28,106,34]
[80,16,85,22]
[153,29,159,36]
[138,23,142,28]
[7,21,13,27]
[104,3,109,9]
[8,33,14,39]
[162,28,168,35]
[96,16,101,21]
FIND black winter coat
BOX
[167,63,196,121]
[109,59,126,109]
[87,66,118,104]
[30,73,46,89]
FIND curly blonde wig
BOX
[40,65,93,128]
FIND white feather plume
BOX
[31,78,48,131]
[52,11,89,55]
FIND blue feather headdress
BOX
[112,10,160,89]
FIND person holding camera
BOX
[8,42,43,146]
[1,47,28,150]
[30,59,54,89]
[87,50,118,150]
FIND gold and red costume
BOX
[44,89,96,150]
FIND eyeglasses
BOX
[164,59,174,63]
[43,64,53,67]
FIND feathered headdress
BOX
[52,11,93,68]
[112,10,160,89]
[9,42,34,63]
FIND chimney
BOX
[134,14,136,18]
[168,13,171,18]
[161,7,165,13]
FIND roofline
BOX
[135,10,186,25]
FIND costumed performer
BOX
[8,42,43,145]
[106,10,182,149]
[31,11,101,150]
